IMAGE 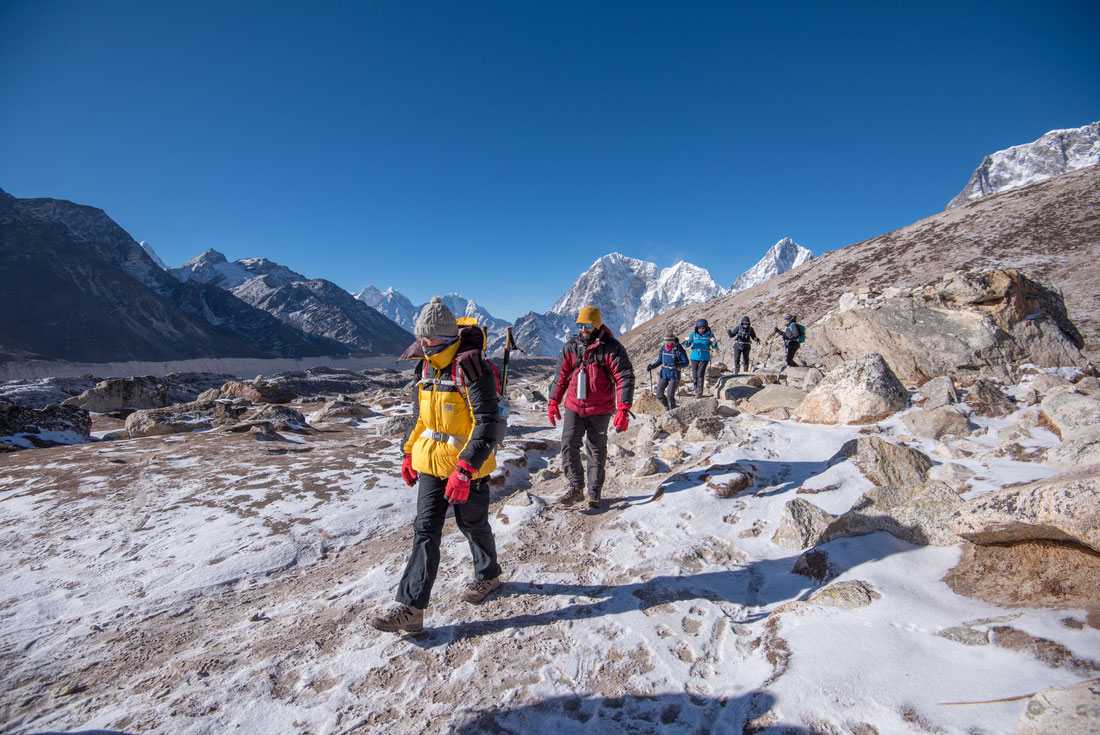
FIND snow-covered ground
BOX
[0,372,1096,734]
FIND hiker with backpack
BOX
[371,297,502,633]
[774,313,805,367]
[726,316,761,374]
[647,331,690,410]
[548,305,635,509]
[682,318,718,397]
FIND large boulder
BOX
[901,406,974,440]
[810,270,1089,384]
[220,380,296,405]
[61,376,170,413]
[919,376,959,409]
[1040,391,1100,439]
[794,353,908,424]
[1046,426,1100,469]
[948,465,1100,553]
[125,399,249,438]
[0,401,92,449]
[746,384,808,415]
[823,481,964,546]
[962,378,1016,418]
[1017,680,1100,735]
[829,436,933,487]
[308,399,378,424]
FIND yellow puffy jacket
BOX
[402,330,499,479]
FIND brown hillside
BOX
[622,165,1100,365]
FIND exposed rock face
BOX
[947,121,1100,208]
[0,401,91,449]
[948,466,1100,553]
[685,416,724,441]
[729,238,814,292]
[308,400,378,424]
[61,376,170,413]
[944,540,1100,611]
[794,353,908,425]
[243,405,309,431]
[901,406,973,440]
[772,499,834,550]
[829,436,933,487]
[220,381,296,405]
[823,482,964,546]
[1046,427,1100,469]
[809,270,1089,384]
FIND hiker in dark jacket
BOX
[774,313,804,367]
[726,316,760,374]
[647,332,689,410]
[371,297,502,633]
[682,318,718,397]
[548,305,635,509]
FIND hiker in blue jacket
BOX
[774,313,805,367]
[682,318,718,397]
[647,332,689,410]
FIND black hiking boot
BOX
[586,489,602,509]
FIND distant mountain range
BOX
[947,121,1099,208]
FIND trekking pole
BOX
[499,326,517,396]
[647,367,654,394]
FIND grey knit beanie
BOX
[414,296,458,338]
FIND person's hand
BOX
[548,399,561,427]
[612,403,632,432]
[401,453,418,487]
[445,460,477,504]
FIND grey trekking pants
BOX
[655,376,680,409]
[396,473,501,609]
[560,407,612,495]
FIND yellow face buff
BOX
[425,340,461,371]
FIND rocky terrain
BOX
[1,282,1098,732]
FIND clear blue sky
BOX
[3,1,1098,321]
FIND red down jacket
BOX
[549,324,635,416]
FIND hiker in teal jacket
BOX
[682,319,718,397]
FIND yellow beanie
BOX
[577,305,602,329]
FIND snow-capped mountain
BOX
[169,248,307,290]
[356,286,419,330]
[551,253,725,335]
[139,241,167,269]
[494,311,576,359]
[729,238,814,292]
[438,293,512,335]
[947,121,1100,208]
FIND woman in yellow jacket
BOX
[371,297,502,633]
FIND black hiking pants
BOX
[655,376,680,410]
[396,473,501,610]
[560,407,612,496]
[689,359,709,396]
[733,343,751,373]
[785,341,800,367]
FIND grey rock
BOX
[937,463,976,492]
[824,481,964,546]
[309,399,378,424]
[0,401,92,450]
[937,626,990,646]
[1040,391,1100,439]
[901,406,974,440]
[125,399,248,438]
[792,549,835,582]
[62,376,170,413]
[685,416,725,441]
[1017,678,1100,735]
[746,384,808,414]
[1046,426,1100,469]
[919,375,958,409]
[244,404,309,431]
[634,456,662,477]
[829,436,934,487]
[806,580,881,609]
[963,378,1016,418]
[772,498,834,550]
[948,465,1100,553]
[381,413,416,439]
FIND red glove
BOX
[445,460,477,504]
[612,403,632,432]
[548,399,561,427]
[401,453,418,487]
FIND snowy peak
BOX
[356,286,419,330]
[139,241,167,269]
[947,121,1100,208]
[169,250,307,290]
[730,238,814,292]
[551,252,720,335]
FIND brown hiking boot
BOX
[369,603,423,633]
[461,576,501,603]
[586,489,602,509]
[557,486,584,506]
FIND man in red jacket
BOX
[547,306,635,509]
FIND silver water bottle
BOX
[576,369,587,400]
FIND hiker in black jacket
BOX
[726,316,760,374]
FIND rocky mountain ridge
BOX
[947,121,1099,208]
